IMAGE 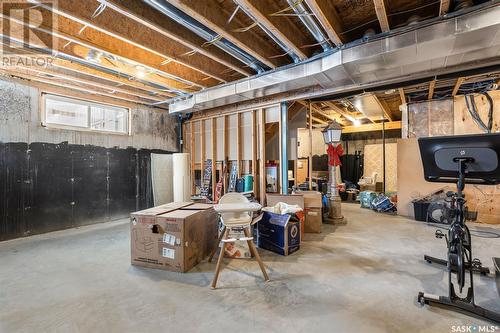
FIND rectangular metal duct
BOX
[352,94,386,120]
[169,4,500,114]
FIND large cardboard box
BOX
[257,211,300,256]
[179,203,218,258]
[130,202,218,272]
[296,191,323,233]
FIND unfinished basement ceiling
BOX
[0,0,497,111]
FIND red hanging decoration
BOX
[327,143,344,167]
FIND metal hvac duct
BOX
[143,0,268,73]
[168,4,500,113]
[285,0,331,51]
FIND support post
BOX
[223,115,228,194]
[308,102,313,191]
[252,110,257,197]
[259,108,266,205]
[236,113,241,178]
[190,121,195,194]
[211,118,216,200]
[280,101,288,195]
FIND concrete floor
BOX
[1,204,499,333]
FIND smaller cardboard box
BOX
[296,191,322,233]
[257,211,300,256]
[266,194,304,209]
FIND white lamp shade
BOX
[322,121,342,144]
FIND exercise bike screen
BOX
[418,133,500,185]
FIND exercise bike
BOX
[416,133,500,324]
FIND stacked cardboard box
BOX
[258,211,301,256]
[130,202,218,272]
[299,191,323,233]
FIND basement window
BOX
[43,94,129,134]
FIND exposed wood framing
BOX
[45,0,234,83]
[428,80,436,100]
[101,0,251,77]
[236,113,242,178]
[399,88,406,105]
[234,0,308,60]
[342,121,401,133]
[200,120,206,186]
[165,0,281,68]
[259,109,266,205]
[373,0,390,32]
[322,101,356,124]
[4,70,158,106]
[439,0,451,15]
[374,95,393,121]
[308,102,313,191]
[211,118,217,200]
[15,65,164,102]
[252,110,258,198]
[452,77,465,96]
[223,116,229,194]
[0,12,204,91]
[49,59,174,98]
[304,0,343,46]
[190,121,195,193]
[310,115,328,125]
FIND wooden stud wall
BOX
[185,105,277,203]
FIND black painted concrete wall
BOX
[0,142,172,241]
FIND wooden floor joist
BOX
[342,121,402,134]
[44,0,237,83]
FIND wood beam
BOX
[0,15,194,93]
[428,80,436,100]
[439,0,451,15]
[236,113,242,178]
[3,69,159,106]
[252,110,258,198]
[16,65,164,102]
[258,109,266,205]
[399,88,406,105]
[2,9,209,89]
[165,0,284,69]
[304,0,343,46]
[211,118,216,200]
[342,121,401,134]
[373,0,390,32]
[310,115,328,125]
[452,77,465,97]
[0,35,175,98]
[102,0,251,77]
[200,120,206,192]
[234,0,308,60]
[374,95,393,121]
[308,103,313,191]
[223,115,229,194]
[322,101,355,124]
[190,122,195,194]
[43,0,241,83]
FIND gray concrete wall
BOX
[0,79,178,151]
